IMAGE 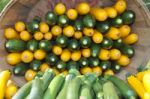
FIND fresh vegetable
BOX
[83,14,96,28]
[93,79,103,99]
[114,0,126,14]
[27,21,39,33]
[63,25,75,37]
[25,69,37,81]
[4,1,137,76]
[111,16,123,27]
[21,50,34,63]
[104,7,117,18]
[60,49,71,62]
[0,70,11,99]
[46,53,59,66]
[83,28,94,37]
[90,43,101,57]
[101,37,113,49]
[121,45,135,58]
[66,76,83,99]
[71,51,81,61]
[56,73,75,99]
[68,39,80,51]
[13,63,29,76]
[4,28,19,39]
[80,67,93,75]
[51,25,62,36]
[6,53,21,65]
[41,68,55,91]
[56,60,67,71]
[34,49,46,60]
[96,21,110,34]
[107,75,137,99]
[80,36,92,48]
[67,9,78,20]
[45,11,57,25]
[103,81,119,99]
[90,8,108,21]
[39,40,52,52]
[122,10,136,25]
[56,35,68,48]
[15,21,26,32]
[79,57,89,67]
[104,70,115,75]
[100,61,111,70]
[76,2,90,15]
[80,74,96,99]
[74,20,84,31]
[67,61,79,70]
[143,73,150,96]
[54,3,66,15]
[27,77,43,99]
[123,33,138,45]
[5,39,26,52]
[43,74,65,99]
[12,81,32,99]
[27,40,39,52]
[127,75,148,99]
[57,15,69,27]
[111,62,121,73]
[5,84,18,99]
[92,66,102,76]
[30,60,42,71]
[34,31,43,41]
[20,31,32,41]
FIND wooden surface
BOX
[0,0,150,86]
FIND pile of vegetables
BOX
[0,70,18,99]
[12,68,138,99]
[4,0,138,81]
[127,70,150,99]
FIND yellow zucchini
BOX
[0,70,11,99]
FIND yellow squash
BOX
[0,70,11,99]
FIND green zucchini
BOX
[66,76,83,99]
[12,81,32,99]
[90,43,101,58]
[43,74,65,99]
[35,71,44,78]
[80,84,93,99]
[68,68,80,76]
[107,75,137,99]
[42,69,55,91]
[93,79,104,99]
[56,74,75,99]
[103,81,119,99]
[80,74,97,99]
[5,39,26,52]
[27,77,43,99]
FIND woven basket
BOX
[0,0,150,86]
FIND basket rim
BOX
[0,0,150,26]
